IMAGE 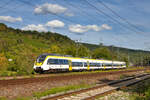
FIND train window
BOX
[64,60,69,64]
[112,64,116,66]
[102,63,104,66]
[72,62,83,67]
[108,63,112,66]
[59,59,64,64]
[89,63,93,67]
[104,63,112,66]
[72,62,77,66]
[47,59,59,64]
[89,63,97,67]
[79,62,83,67]
[54,59,59,64]
[113,64,119,66]
[84,62,87,67]
[96,63,101,67]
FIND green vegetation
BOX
[0,97,7,100]
[33,84,92,99]
[0,96,32,100]
[15,97,31,100]
[0,23,150,76]
[124,79,150,100]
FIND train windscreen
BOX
[36,55,47,63]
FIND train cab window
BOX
[37,55,47,63]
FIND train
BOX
[33,53,126,73]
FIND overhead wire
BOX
[84,0,142,34]
[0,0,12,8]
[61,0,138,46]
[63,0,103,24]
[97,0,144,33]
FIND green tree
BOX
[92,47,112,59]
[0,23,7,31]
[0,53,8,71]
[77,45,90,57]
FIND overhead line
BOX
[63,0,103,24]
[98,0,144,33]
[0,0,11,8]
[84,0,141,34]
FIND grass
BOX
[15,97,32,100]
[0,96,33,100]
[0,71,17,77]
[0,97,7,100]
[120,74,135,79]
[33,84,93,99]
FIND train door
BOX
[87,61,90,70]
[69,60,72,71]
[103,63,106,69]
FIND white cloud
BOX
[46,20,65,28]
[69,24,89,33]
[0,16,22,23]
[21,20,64,32]
[65,12,74,17]
[21,24,47,32]
[69,24,112,33]
[34,3,67,15]
[101,24,112,30]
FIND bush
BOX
[0,71,17,77]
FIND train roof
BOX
[40,53,125,63]
[41,53,73,57]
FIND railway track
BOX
[0,68,147,86]
[42,73,150,100]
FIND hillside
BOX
[0,23,150,76]
[82,43,150,64]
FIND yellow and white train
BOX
[33,53,126,73]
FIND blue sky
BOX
[0,0,150,50]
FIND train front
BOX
[33,54,47,73]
